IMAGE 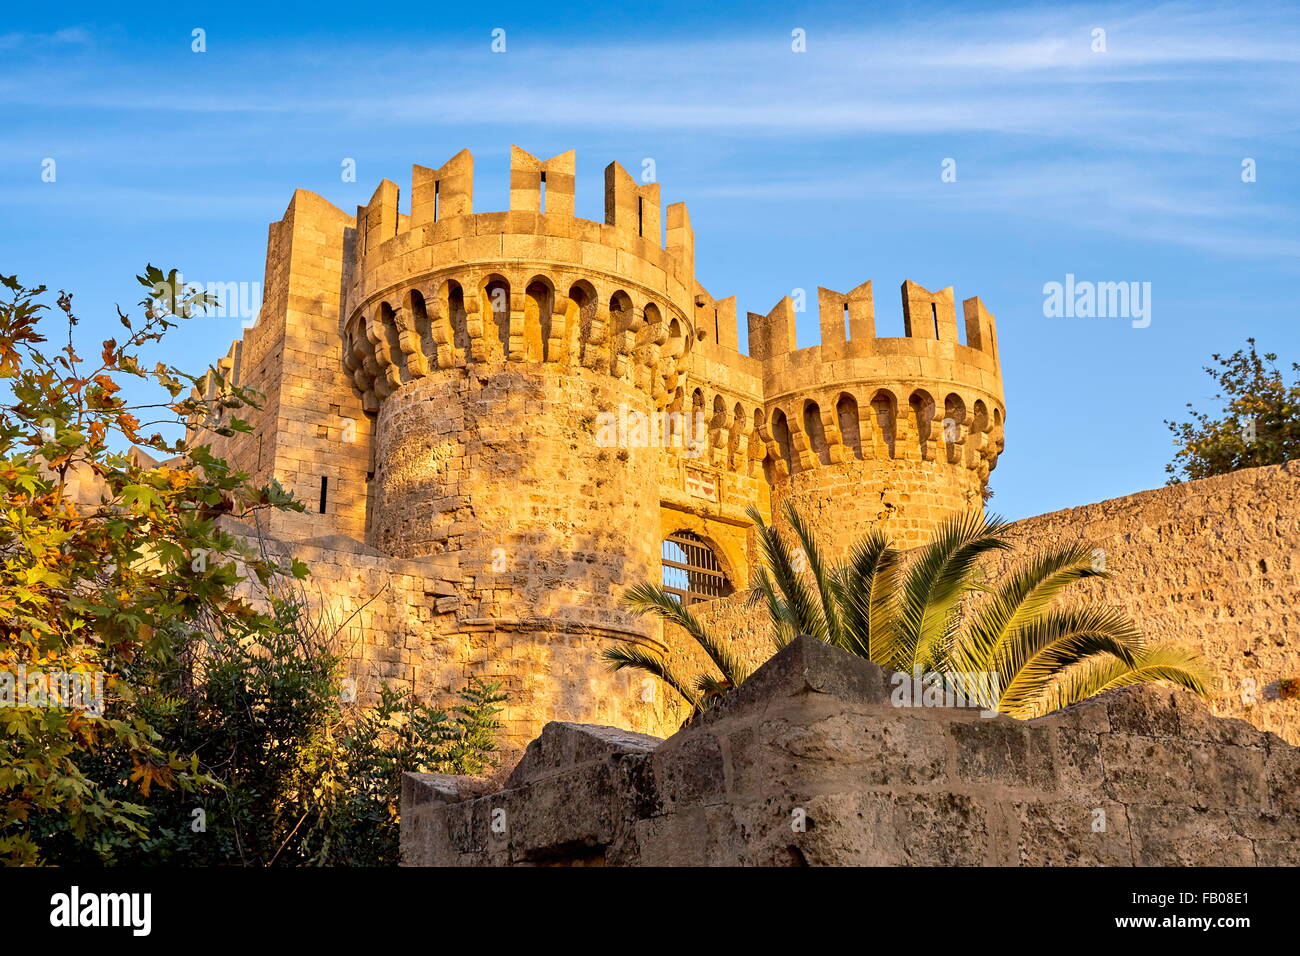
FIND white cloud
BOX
[0,2,1294,258]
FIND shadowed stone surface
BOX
[401,636,1300,866]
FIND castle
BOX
[179,144,1300,866]
[192,145,1004,748]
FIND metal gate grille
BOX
[662,531,734,606]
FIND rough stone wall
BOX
[189,188,373,545]
[370,360,672,745]
[1002,461,1300,744]
[372,363,657,593]
[264,190,372,545]
[773,453,987,557]
[226,518,686,755]
[401,637,1300,866]
[189,147,1010,754]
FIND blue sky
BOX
[3,1,1298,520]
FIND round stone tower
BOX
[190,145,1011,753]
[340,147,699,740]
[747,279,1005,556]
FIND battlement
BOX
[338,148,738,418]
[345,147,701,329]
[339,151,1003,404]
[743,278,1004,488]
[193,148,1008,549]
[748,279,999,364]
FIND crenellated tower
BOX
[189,146,1007,748]
[744,279,1005,556]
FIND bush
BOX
[33,586,504,866]
[0,268,300,864]
[0,270,504,865]
[1165,338,1300,482]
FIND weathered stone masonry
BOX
[401,638,1300,866]
[1001,462,1300,744]
[194,146,1006,751]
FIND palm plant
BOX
[607,503,1208,719]
[602,581,753,714]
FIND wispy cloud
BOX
[5,3,1297,140]
[0,27,94,51]
[2,2,1296,258]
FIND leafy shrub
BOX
[0,270,504,865]
[33,585,504,866]
[1166,339,1300,482]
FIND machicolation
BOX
[195,146,1006,749]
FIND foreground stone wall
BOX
[1003,461,1300,743]
[401,637,1300,866]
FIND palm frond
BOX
[622,581,750,686]
[741,576,798,655]
[746,505,827,643]
[616,498,1217,723]
[896,511,1011,672]
[600,642,701,710]
[1032,644,1210,717]
[834,529,902,666]
[954,543,1108,674]
[782,501,846,649]
[988,606,1146,716]
[751,564,794,649]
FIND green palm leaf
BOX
[896,511,1011,672]
[834,529,901,666]
[622,581,750,686]
[600,641,701,710]
[1033,645,1210,717]
[988,606,1145,716]
[746,505,826,643]
[612,499,1213,720]
[954,544,1105,672]
[752,565,801,651]
[781,501,845,649]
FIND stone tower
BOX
[191,146,1006,748]
[749,281,1004,558]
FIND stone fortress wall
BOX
[402,638,1300,867]
[192,147,1007,752]
[999,462,1300,744]
[190,146,1296,758]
